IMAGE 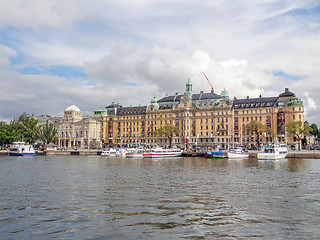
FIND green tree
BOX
[18,115,40,144]
[156,124,179,148]
[40,120,58,144]
[309,123,318,139]
[286,121,312,151]
[245,120,265,148]
[0,121,8,145]
[0,122,22,145]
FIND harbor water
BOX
[0,156,320,239]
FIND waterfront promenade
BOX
[1,149,320,158]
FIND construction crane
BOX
[202,72,213,91]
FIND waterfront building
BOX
[100,81,304,149]
[233,88,304,147]
[54,104,101,149]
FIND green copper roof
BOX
[151,96,158,104]
[186,79,192,99]
[148,96,159,110]
[220,88,229,99]
[287,96,303,107]
[101,110,108,117]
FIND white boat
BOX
[126,148,145,158]
[143,147,182,158]
[227,146,249,159]
[101,148,117,156]
[46,143,57,152]
[257,143,288,160]
[116,148,128,157]
[8,142,35,156]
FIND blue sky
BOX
[0,0,320,125]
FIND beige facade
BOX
[100,81,305,150]
[55,104,101,149]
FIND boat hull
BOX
[9,152,35,156]
[204,151,227,158]
[257,153,287,160]
[126,153,144,158]
[227,152,249,159]
[143,153,182,158]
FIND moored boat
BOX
[8,142,35,156]
[126,148,145,158]
[101,148,117,156]
[257,143,288,160]
[116,148,128,157]
[143,147,182,158]
[227,146,248,159]
[204,150,227,158]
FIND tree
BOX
[40,120,58,144]
[0,121,8,145]
[17,115,40,144]
[245,120,264,148]
[0,122,22,145]
[286,121,311,151]
[309,123,318,139]
[156,124,179,148]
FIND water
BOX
[0,156,320,239]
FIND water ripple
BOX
[1,156,320,239]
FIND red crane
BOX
[202,72,213,91]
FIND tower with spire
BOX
[185,79,192,99]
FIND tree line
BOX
[0,115,57,146]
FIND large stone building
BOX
[100,80,304,149]
[55,104,101,149]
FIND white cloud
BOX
[0,45,17,66]
[0,0,320,127]
[0,0,83,29]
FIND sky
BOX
[0,0,320,125]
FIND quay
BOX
[2,149,320,159]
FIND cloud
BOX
[0,45,18,66]
[0,0,83,29]
[0,0,320,127]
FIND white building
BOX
[55,104,101,149]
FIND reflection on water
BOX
[0,156,319,239]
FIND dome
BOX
[65,104,81,112]
[151,96,158,104]
[220,88,229,99]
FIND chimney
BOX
[247,96,249,99]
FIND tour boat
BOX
[143,147,182,158]
[101,148,117,156]
[227,146,249,159]
[204,150,227,158]
[8,142,35,156]
[116,148,128,157]
[257,143,288,160]
[126,148,145,158]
